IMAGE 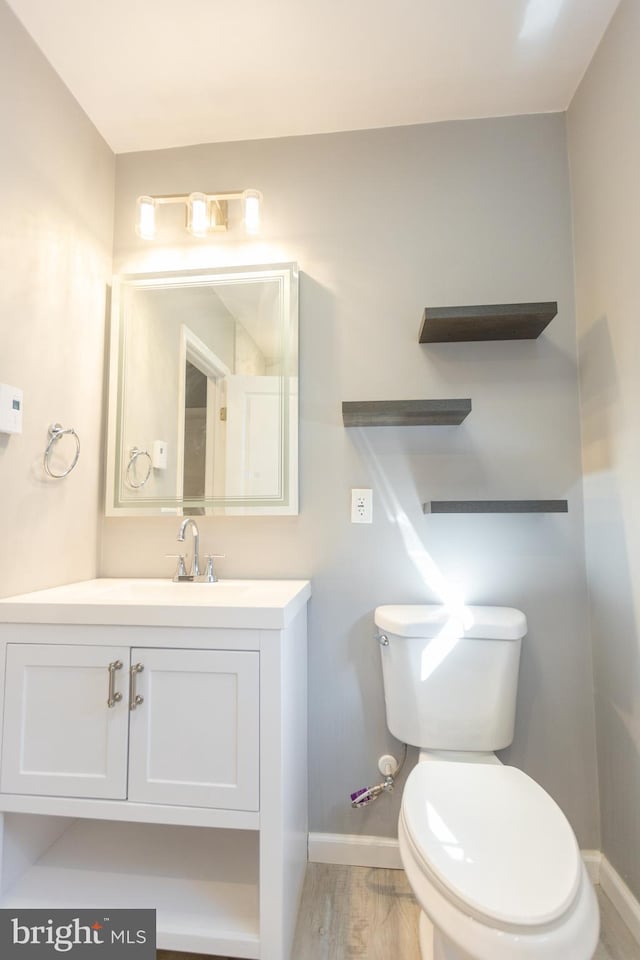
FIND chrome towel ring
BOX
[126,447,152,489]
[43,423,81,479]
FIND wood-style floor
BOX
[157,862,640,960]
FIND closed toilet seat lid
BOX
[401,762,581,928]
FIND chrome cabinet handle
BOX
[129,662,144,710]
[107,660,123,708]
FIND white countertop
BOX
[0,578,311,630]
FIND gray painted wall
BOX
[568,0,640,897]
[106,115,600,845]
[0,0,114,598]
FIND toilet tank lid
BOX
[374,605,527,640]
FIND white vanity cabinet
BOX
[1,644,260,810]
[127,647,259,810]
[0,578,310,960]
[1,643,130,800]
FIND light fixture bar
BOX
[149,191,246,204]
[209,199,229,232]
[135,190,260,239]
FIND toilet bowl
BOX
[374,604,600,960]
[399,757,599,960]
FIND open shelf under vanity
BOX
[0,815,261,958]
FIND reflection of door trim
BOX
[176,325,231,506]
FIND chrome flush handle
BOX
[129,662,144,710]
[107,660,123,708]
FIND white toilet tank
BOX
[375,605,527,751]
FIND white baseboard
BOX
[600,856,640,946]
[582,849,602,885]
[308,833,403,869]
[309,834,605,886]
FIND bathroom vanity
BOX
[0,578,310,959]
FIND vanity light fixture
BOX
[136,196,157,240]
[135,189,262,240]
[186,192,209,238]
[242,189,261,235]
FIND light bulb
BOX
[242,189,262,235]
[136,196,156,240]
[187,192,210,238]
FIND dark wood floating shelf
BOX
[419,302,558,343]
[342,399,472,427]
[424,500,568,514]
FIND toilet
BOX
[375,604,599,960]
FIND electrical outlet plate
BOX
[351,488,373,523]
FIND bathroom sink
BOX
[0,578,311,629]
[98,579,252,603]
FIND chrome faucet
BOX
[177,517,201,579]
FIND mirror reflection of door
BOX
[183,361,207,516]
[178,326,230,515]
[225,374,283,498]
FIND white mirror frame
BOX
[105,263,299,517]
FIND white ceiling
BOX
[6,0,620,154]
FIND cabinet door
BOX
[1,644,130,799]
[127,648,259,810]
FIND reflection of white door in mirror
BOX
[223,374,298,516]
[226,374,282,498]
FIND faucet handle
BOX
[165,553,190,581]
[202,554,225,583]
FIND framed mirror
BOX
[106,263,298,516]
